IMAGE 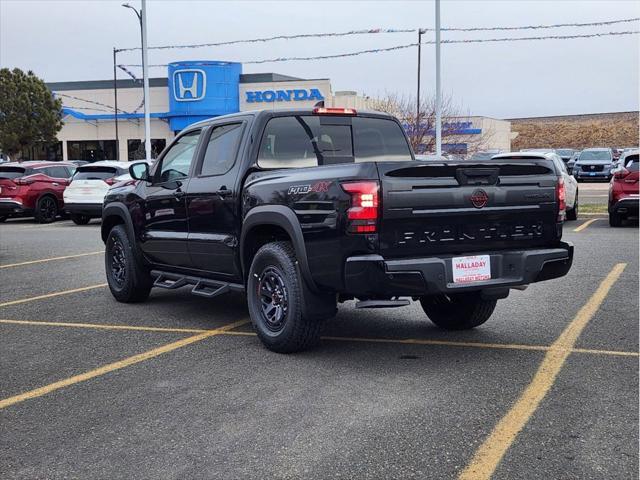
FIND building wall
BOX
[56,86,174,160]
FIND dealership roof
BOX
[47,73,329,92]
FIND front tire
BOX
[247,241,323,353]
[71,214,91,225]
[105,224,152,302]
[420,292,497,330]
[35,196,58,223]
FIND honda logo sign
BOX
[173,69,206,102]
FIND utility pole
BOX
[141,0,151,162]
[435,0,442,156]
[123,1,151,162]
[112,47,120,160]
[416,28,426,152]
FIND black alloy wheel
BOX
[109,236,127,287]
[37,196,58,223]
[257,266,289,333]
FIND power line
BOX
[116,30,639,78]
[115,17,639,53]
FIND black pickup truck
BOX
[102,107,573,353]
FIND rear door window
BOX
[73,167,119,180]
[257,115,412,169]
[46,166,71,178]
[200,123,244,176]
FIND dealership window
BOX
[18,142,63,161]
[127,139,167,160]
[67,140,118,162]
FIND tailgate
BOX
[377,161,560,258]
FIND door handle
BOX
[215,188,232,198]
[173,190,185,199]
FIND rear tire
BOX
[609,212,623,227]
[35,195,58,223]
[420,292,497,330]
[71,214,91,225]
[105,224,152,302]
[247,241,324,353]
[566,192,578,220]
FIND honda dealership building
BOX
[42,60,511,161]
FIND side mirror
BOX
[130,162,150,181]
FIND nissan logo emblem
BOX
[470,189,489,208]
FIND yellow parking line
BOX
[223,331,638,357]
[0,319,210,334]
[321,335,549,352]
[0,319,248,410]
[0,284,107,308]
[573,218,600,232]
[0,251,102,269]
[572,347,639,357]
[3,319,637,358]
[458,262,626,480]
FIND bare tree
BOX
[368,92,495,156]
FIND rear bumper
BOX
[609,197,639,216]
[0,199,31,217]
[344,241,574,298]
[64,203,103,217]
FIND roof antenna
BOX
[314,100,324,108]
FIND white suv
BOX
[64,161,149,225]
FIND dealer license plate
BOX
[589,172,597,176]
[452,255,491,284]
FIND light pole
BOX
[435,0,442,156]
[416,28,426,153]
[122,1,151,162]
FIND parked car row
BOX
[0,160,150,224]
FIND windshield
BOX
[579,150,611,161]
[73,166,120,180]
[258,115,412,169]
[0,167,29,179]
[556,149,574,157]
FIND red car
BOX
[609,151,639,227]
[0,161,76,223]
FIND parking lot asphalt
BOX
[0,215,637,479]
[578,181,609,206]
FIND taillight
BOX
[14,177,34,186]
[341,181,379,233]
[556,177,566,221]
[613,168,630,180]
[104,177,117,185]
[313,107,357,116]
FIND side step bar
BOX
[355,299,410,309]
[151,270,244,299]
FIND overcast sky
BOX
[1,0,638,118]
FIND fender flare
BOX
[101,202,136,245]
[240,205,318,292]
